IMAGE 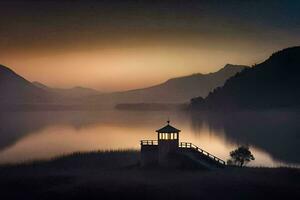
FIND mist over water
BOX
[0,110,299,167]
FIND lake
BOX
[0,110,299,167]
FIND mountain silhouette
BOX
[0,64,102,107]
[190,46,300,110]
[0,64,246,107]
[33,81,100,99]
[0,65,52,104]
[88,64,247,104]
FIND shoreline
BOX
[1,150,299,200]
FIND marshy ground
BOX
[0,150,299,200]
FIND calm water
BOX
[0,110,299,167]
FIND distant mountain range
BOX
[33,81,100,99]
[0,65,52,104]
[0,64,101,106]
[0,64,246,107]
[88,64,247,104]
[190,46,300,110]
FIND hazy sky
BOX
[0,0,299,91]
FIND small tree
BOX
[228,146,255,167]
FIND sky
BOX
[0,0,299,92]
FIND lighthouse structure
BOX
[156,120,181,167]
[140,121,226,169]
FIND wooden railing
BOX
[179,142,226,165]
[140,140,226,165]
[141,140,158,146]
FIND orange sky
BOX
[1,40,297,92]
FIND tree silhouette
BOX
[228,146,255,167]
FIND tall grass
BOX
[0,149,140,170]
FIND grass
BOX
[0,149,139,170]
[0,150,299,200]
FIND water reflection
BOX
[190,110,300,165]
[0,110,299,167]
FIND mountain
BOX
[89,64,248,104]
[0,65,52,104]
[190,46,300,110]
[0,65,99,107]
[0,63,246,107]
[33,82,100,99]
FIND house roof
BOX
[156,121,181,133]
